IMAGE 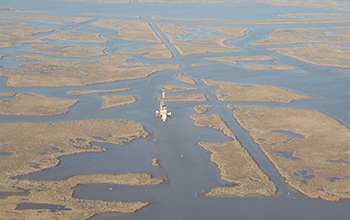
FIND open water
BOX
[0,0,349,219]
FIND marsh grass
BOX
[231,105,350,201]
[0,92,78,116]
[190,114,276,197]
[202,79,311,103]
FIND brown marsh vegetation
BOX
[0,55,180,87]
[101,95,136,109]
[152,15,350,25]
[190,114,276,197]
[0,93,78,116]
[231,105,350,201]
[174,45,240,56]
[157,94,207,102]
[176,73,196,85]
[162,84,198,93]
[156,23,248,48]
[90,19,162,43]
[193,105,212,114]
[205,55,274,65]
[42,31,107,43]
[0,14,93,23]
[0,120,161,219]
[117,44,173,59]
[202,79,311,103]
[66,88,132,96]
[30,44,106,57]
[243,65,297,71]
[251,27,350,68]
[0,22,52,48]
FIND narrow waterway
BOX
[1,0,349,219]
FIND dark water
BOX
[273,151,301,160]
[16,203,71,212]
[0,152,13,156]
[271,130,304,139]
[0,0,349,220]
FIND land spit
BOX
[176,73,196,85]
[173,45,240,56]
[0,92,78,116]
[66,88,132,96]
[205,55,275,65]
[0,7,36,13]
[157,94,207,102]
[0,92,17,97]
[243,65,297,71]
[101,94,136,109]
[269,44,350,68]
[250,28,349,46]
[276,13,349,18]
[202,79,312,103]
[230,105,350,201]
[162,84,198,93]
[193,105,212,114]
[0,15,93,23]
[190,114,276,197]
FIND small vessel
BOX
[155,92,171,122]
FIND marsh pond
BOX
[0,0,349,219]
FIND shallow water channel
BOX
[0,0,349,219]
